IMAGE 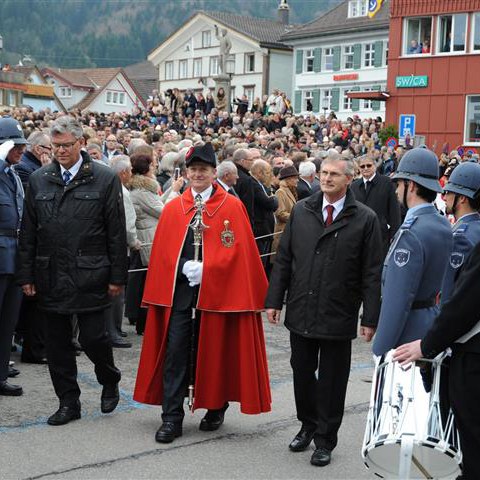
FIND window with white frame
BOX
[322,89,332,110]
[324,48,334,71]
[404,17,432,55]
[59,86,72,98]
[304,90,313,111]
[210,56,219,76]
[202,30,211,48]
[364,43,375,67]
[304,49,315,72]
[438,14,467,53]
[245,53,255,73]
[244,87,254,109]
[165,61,173,80]
[343,45,354,70]
[473,13,480,51]
[362,88,372,110]
[193,58,202,77]
[106,91,126,106]
[179,59,188,79]
[343,89,352,110]
[348,0,368,18]
[464,95,480,144]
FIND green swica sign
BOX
[395,75,429,88]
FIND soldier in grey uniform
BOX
[373,148,453,356]
[441,161,480,304]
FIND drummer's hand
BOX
[266,308,281,325]
[360,326,375,342]
[393,340,423,367]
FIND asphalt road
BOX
[1,315,378,480]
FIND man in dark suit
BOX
[297,161,320,200]
[351,155,401,257]
[0,118,27,396]
[250,159,278,275]
[232,148,255,226]
[216,161,239,197]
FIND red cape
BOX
[134,186,271,414]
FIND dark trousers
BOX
[125,250,147,334]
[45,310,121,407]
[290,331,351,451]
[449,350,480,480]
[162,307,200,424]
[20,297,46,361]
[256,238,273,278]
[0,275,22,382]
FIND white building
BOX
[42,67,146,113]
[147,5,294,109]
[282,0,390,120]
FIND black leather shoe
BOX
[199,402,229,431]
[0,380,23,396]
[47,404,81,426]
[110,338,132,348]
[155,422,182,443]
[310,447,331,467]
[21,356,48,364]
[101,383,119,413]
[118,330,128,338]
[289,428,315,452]
[8,366,20,378]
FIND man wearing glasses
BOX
[17,116,128,425]
[351,154,401,258]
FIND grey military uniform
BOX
[373,204,453,356]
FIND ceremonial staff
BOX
[187,194,209,410]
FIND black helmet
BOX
[392,147,442,193]
[0,117,28,145]
[444,162,480,199]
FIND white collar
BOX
[60,155,83,179]
[216,178,230,191]
[363,172,376,184]
[191,185,213,203]
[322,194,346,213]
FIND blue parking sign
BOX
[399,114,416,139]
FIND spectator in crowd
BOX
[86,143,108,164]
[232,148,255,225]
[215,87,228,112]
[408,40,422,54]
[216,160,239,196]
[297,161,320,200]
[105,134,120,160]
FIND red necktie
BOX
[325,204,334,226]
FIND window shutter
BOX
[331,87,340,112]
[313,48,322,72]
[294,90,302,113]
[296,50,303,74]
[374,41,383,67]
[372,85,382,111]
[353,44,362,69]
[350,86,360,112]
[312,89,320,112]
[333,46,341,71]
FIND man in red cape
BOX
[134,142,271,443]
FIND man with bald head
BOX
[232,148,255,225]
[250,159,278,274]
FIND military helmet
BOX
[444,161,480,199]
[392,147,442,193]
[0,117,28,145]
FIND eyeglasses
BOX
[38,145,52,151]
[359,164,374,169]
[51,140,79,150]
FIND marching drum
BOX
[362,350,462,479]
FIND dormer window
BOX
[348,0,368,18]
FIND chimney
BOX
[278,0,290,25]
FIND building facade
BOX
[386,0,480,152]
[282,0,389,120]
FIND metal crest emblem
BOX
[450,252,464,269]
[393,248,410,267]
[221,220,234,248]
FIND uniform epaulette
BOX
[453,223,468,235]
[401,217,418,230]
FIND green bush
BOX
[378,125,399,146]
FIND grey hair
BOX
[217,161,237,179]
[27,131,50,151]
[109,154,131,173]
[50,116,83,139]
[128,138,147,155]
[160,151,180,174]
[177,139,193,150]
[86,143,102,153]
[323,150,355,177]
[232,148,250,164]
[299,161,316,177]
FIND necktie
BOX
[63,170,72,185]
[325,204,334,226]
[364,180,371,193]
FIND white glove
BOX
[0,140,15,161]
[182,260,203,287]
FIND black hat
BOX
[185,142,216,167]
[279,165,299,180]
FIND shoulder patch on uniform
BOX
[454,223,468,234]
[450,252,464,269]
[394,248,410,267]
[401,217,418,230]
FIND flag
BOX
[368,0,383,18]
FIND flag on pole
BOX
[368,0,383,18]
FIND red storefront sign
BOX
[333,74,359,81]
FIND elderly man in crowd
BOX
[216,160,239,196]
[297,161,320,200]
[232,148,255,225]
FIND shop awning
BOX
[346,91,390,101]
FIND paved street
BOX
[1,315,377,480]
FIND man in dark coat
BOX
[266,151,383,468]
[351,155,401,257]
[297,161,320,200]
[232,148,255,226]
[17,116,128,426]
